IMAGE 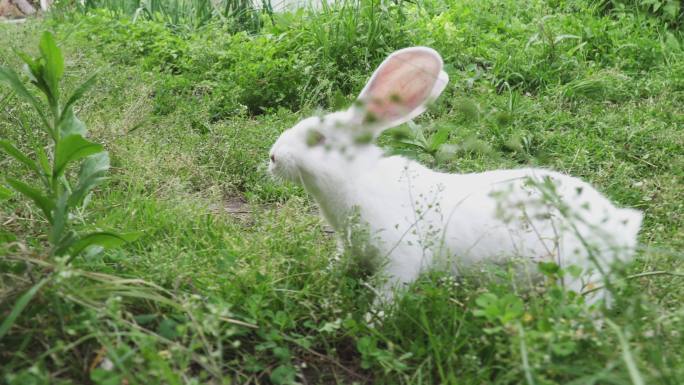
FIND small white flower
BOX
[100,358,114,371]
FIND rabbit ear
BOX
[353,47,449,130]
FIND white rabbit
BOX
[268,47,642,306]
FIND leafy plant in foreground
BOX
[385,121,457,164]
[0,31,138,338]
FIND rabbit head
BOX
[268,47,449,186]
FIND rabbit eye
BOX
[270,154,276,162]
[306,130,326,147]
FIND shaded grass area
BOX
[1,0,684,383]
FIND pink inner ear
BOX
[362,51,441,123]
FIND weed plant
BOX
[53,0,270,32]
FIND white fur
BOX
[269,47,642,305]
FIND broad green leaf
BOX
[54,135,104,177]
[395,138,427,151]
[61,75,97,117]
[15,50,51,99]
[14,50,39,77]
[473,293,501,321]
[501,294,524,322]
[0,67,32,98]
[270,365,297,385]
[157,318,179,340]
[0,67,51,133]
[0,185,12,200]
[387,125,413,140]
[38,31,64,102]
[133,314,157,325]
[428,126,452,152]
[474,293,499,313]
[81,245,104,260]
[57,107,87,137]
[35,145,51,175]
[69,152,110,206]
[0,140,41,175]
[52,230,77,257]
[69,231,141,257]
[0,277,50,340]
[5,177,54,222]
[49,190,69,245]
[538,261,561,277]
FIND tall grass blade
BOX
[61,75,97,117]
[69,231,142,259]
[0,67,52,133]
[0,185,12,200]
[0,140,42,176]
[606,319,645,385]
[0,277,50,340]
[5,177,55,221]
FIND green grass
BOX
[1,0,683,384]
[52,0,269,32]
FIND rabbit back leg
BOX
[373,244,429,305]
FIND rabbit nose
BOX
[270,154,275,162]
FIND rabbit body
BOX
[299,141,640,302]
[269,47,642,304]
